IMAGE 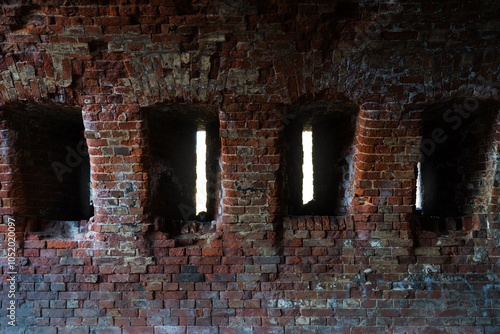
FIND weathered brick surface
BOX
[0,0,500,332]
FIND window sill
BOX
[25,219,88,239]
[152,216,218,246]
[284,215,354,231]
[413,213,487,238]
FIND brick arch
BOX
[122,54,222,107]
[122,51,355,108]
[120,48,500,109]
[273,53,351,105]
[0,53,83,106]
[419,50,500,104]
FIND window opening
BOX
[196,130,207,214]
[416,98,500,232]
[284,103,359,216]
[147,105,220,235]
[6,105,93,230]
[416,162,422,210]
[302,130,313,204]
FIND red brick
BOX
[47,241,78,249]
[123,327,153,334]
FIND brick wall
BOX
[0,0,500,333]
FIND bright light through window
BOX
[416,162,422,210]
[196,131,207,214]
[303,130,313,204]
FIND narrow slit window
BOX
[196,130,207,214]
[284,103,358,216]
[147,105,220,234]
[302,130,313,204]
[419,98,500,217]
[416,162,422,210]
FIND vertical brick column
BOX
[83,103,149,234]
[219,102,282,262]
[353,103,415,271]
